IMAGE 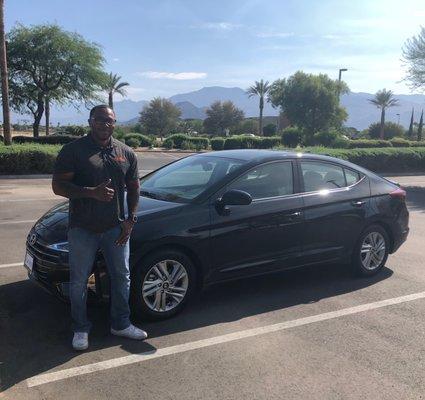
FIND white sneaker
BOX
[111,324,148,340]
[72,332,89,351]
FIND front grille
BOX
[27,237,60,265]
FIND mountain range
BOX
[9,86,425,131]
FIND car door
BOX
[297,159,370,265]
[208,160,304,282]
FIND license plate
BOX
[24,252,34,272]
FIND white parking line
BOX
[0,198,58,203]
[26,290,425,388]
[0,262,22,269]
[0,219,37,225]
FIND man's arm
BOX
[115,178,140,246]
[52,172,115,202]
[126,179,140,217]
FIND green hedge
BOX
[0,144,61,174]
[211,137,225,151]
[307,147,425,173]
[123,133,152,147]
[13,135,77,145]
[56,125,88,136]
[163,134,209,150]
[346,139,393,148]
[223,135,280,150]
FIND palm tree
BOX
[368,89,399,140]
[0,0,11,145]
[105,72,129,109]
[246,79,271,136]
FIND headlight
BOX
[47,241,69,253]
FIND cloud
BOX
[137,71,207,80]
[256,31,294,38]
[126,87,145,94]
[112,58,120,62]
[196,22,242,31]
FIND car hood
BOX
[35,196,186,240]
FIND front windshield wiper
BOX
[140,190,184,202]
[140,190,162,200]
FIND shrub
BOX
[332,136,350,148]
[390,137,411,147]
[57,125,88,136]
[313,130,341,147]
[163,139,174,149]
[211,137,225,151]
[368,122,404,139]
[263,123,277,137]
[281,127,302,148]
[410,141,425,147]
[223,135,260,150]
[12,135,77,145]
[305,147,425,173]
[123,133,152,147]
[189,137,209,150]
[347,139,393,148]
[125,138,139,148]
[0,144,60,174]
[163,134,209,150]
[164,134,190,148]
[180,140,192,150]
[258,136,281,149]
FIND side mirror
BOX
[217,189,252,207]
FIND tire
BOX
[130,249,197,321]
[351,224,389,277]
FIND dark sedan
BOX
[24,150,409,320]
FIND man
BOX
[52,105,147,351]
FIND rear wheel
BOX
[352,224,389,276]
[130,249,196,320]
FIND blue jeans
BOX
[68,225,131,333]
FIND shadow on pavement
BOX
[0,263,393,391]
[406,187,425,213]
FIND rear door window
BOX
[344,169,361,186]
[301,161,346,192]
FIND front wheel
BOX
[130,249,197,320]
[352,225,389,276]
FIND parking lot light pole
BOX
[337,68,348,101]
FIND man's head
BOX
[88,105,116,143]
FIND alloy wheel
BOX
[360,232,386,271]
[142,259,189,312]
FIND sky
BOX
[6,0,425,101]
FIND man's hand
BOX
[90,179,115,202]
[116,219,134,246]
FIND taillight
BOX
[389,188,406,200]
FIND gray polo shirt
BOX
[54,134,139,233]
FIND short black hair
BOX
[89,104,114,118]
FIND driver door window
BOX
[228,161,294,200]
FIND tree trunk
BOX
[32,93,44,138]
[259,96,264,136]
[45,96,50,135]
[108,91,113,109]
[0,0,11,145]
[379,108,385,140]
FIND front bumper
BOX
[24,238,109,303]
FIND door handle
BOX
[285,211,302,220]
[351,200,366,207]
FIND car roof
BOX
[196,149,372,175]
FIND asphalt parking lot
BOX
[1,152,425,399]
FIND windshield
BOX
[140,155,247,203]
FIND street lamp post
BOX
[337,68,348,100]
[396,113,400,125]
[338,68,348,83]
